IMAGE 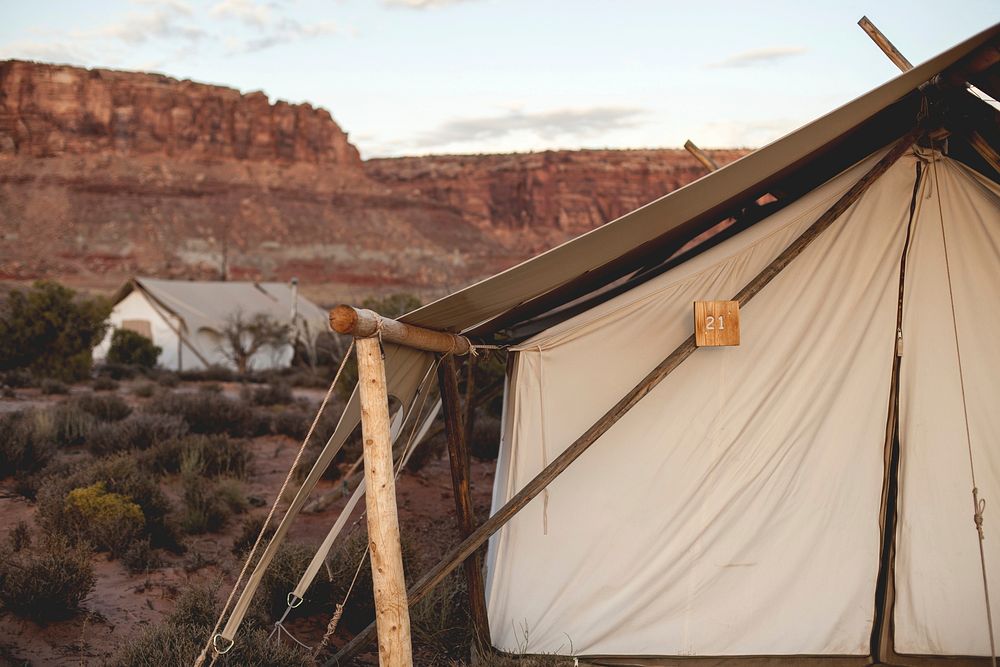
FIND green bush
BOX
[179,472,248,535]
[97,361,137,380]
[143,434,250,479]
[157,372,181,388]
[0,410,56,476]
[121,536,162,574]
[0,535,96,622]
[40,378,70,395]
[146,392,267,437]
[0,281,110,382]
[63,481,146,556]
[87,413,188,456]
[270,409,310,441]
[92,376,119,392]
[107,329,162,368]
[74,392,132,422]
[133,382,157,398]
[46,401,97,446]
[37,453,180,551]
[231,516,275,556]
[242,381,294,406]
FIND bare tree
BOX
[220,311,290,374]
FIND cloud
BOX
[693,118,801,147]
[0,40,98,66]
[411,106,645,149]
[228,18,337,53]
[383,0,478,8]
[707,46,807,69]
[211,0,272,26]
[82,0,204,45]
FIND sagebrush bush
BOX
[146,392,267,437]
[411,570,475,663]
[8,521,30,552]
[132,382,157,398]
[143,434,250,479]
[179,473,247,534]
[63,482,146,555]
[177,365,235,383]
[74,392,132,422]
[37,453,180,551]
[97,361,138,380]
[469,413,502,460]
[157,372,180,388]
[46,401,96,446]
[107,329,162,368]
[242,382,294,406]
[87,413,188,456]
[259,541,336,619]
[0,535,96,622]
[40,378,70,395]
[121,536,162,574]
[91,376,119,392]
[0,281,110,381]
[231,516,275,556]
[0,410,55,476]
[1,369,34,388]
[270,409,310,440]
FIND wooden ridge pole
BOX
[684,139,720,172]
[328,128,922,666]
[858,16,914,72]
[355,335,413,667]
[330,305,472,356]
[437,355,492,654]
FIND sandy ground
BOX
[0,381,496,666]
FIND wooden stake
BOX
[858,16,914,72]
[328,128,922,667]
[684,139,720,172]
[355,336,413,667]
[437,355,491,654]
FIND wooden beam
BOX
[462,355,478,459]
[330,305,472,356]
[355,336,413,667]
[684,139,720,172]
[327,127,924,667]
[437,355,491,654]
[858,16,913,72]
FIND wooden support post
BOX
[684,139,720,172]
[858,16,914,72]
[355,336,413,667]
[437,355,492,654]
[462,355,478,458]
[327,128,924,667]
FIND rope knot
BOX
[974,487,987,539]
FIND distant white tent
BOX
[94,277,330,371]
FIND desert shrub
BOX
[92,376,119,392]
[107,329,162,368]
[469,413,502,460]
[231,516,276,556]
[96,361,138,380]
[74,392,132,422]
[122,536,162,574]
[411,570,474,663]
[270,409,310,440]
[178,365,235,383]
[198,382,223,394]
[0,535,96,621]
[87,413,188,456]
[46,401,97,446]
[179,474,247,535]
[242,381,294,406]
[361,292,422,319]
[405,429,447,474]
[0,410,55,476]
[40,378,70,395]
[1,369,34,388]
[0,281,111,382]
[63,481,145,555]
[144,434,250,479]
[220,312,290,375]
[8,521,30,552]
[37,453,179,551]
[157,372,180,388]
[133,382,156,398]
[146,392,266,437]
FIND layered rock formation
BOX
[0,60,746,302]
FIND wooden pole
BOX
[462,355,478,458]
[684,139,720,172]
[437,355,491,655]
[355,335,413,667]
[327,127,924,667]
[858,16,913,72]
[330,305,471,356]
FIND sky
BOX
[1,1,997,158]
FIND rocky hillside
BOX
[0,60,746,303]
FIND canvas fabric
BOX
[487,148,933,656]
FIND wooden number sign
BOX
[693,301,740,347]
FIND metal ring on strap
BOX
[212,634,235,655]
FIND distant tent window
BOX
[121,319,152,339]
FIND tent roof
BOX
[401,22,1000,340]
[119,277,329,337]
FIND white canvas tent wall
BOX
[306,23,1000,667]
[94,277,331,371]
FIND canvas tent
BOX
[94,277,330,371]
[205,22,1000,667]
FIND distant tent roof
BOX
[401,22,1000,340]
